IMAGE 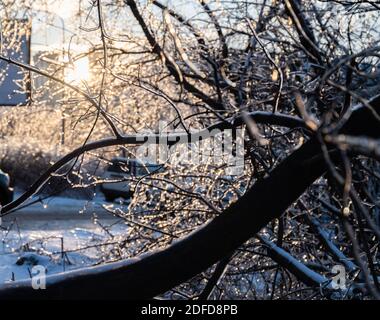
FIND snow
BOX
[0,192,130,284]
[4,191,127,220]
[259,236,333,289]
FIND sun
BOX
[65,57,90,84]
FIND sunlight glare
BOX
[65,57,90,84]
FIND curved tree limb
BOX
[1,110,305,216]
[0,97,379,299]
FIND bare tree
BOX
[0,0,380,300]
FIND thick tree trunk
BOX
[1,97,379,299]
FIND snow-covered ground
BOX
[0,192,130,284]
[3,191,125,220]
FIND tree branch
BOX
[0,97,379,299]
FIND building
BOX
[0,19,31,106]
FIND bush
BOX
[0,137,57,188]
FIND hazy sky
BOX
[31,0,81,52]
[44,0,77,18]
